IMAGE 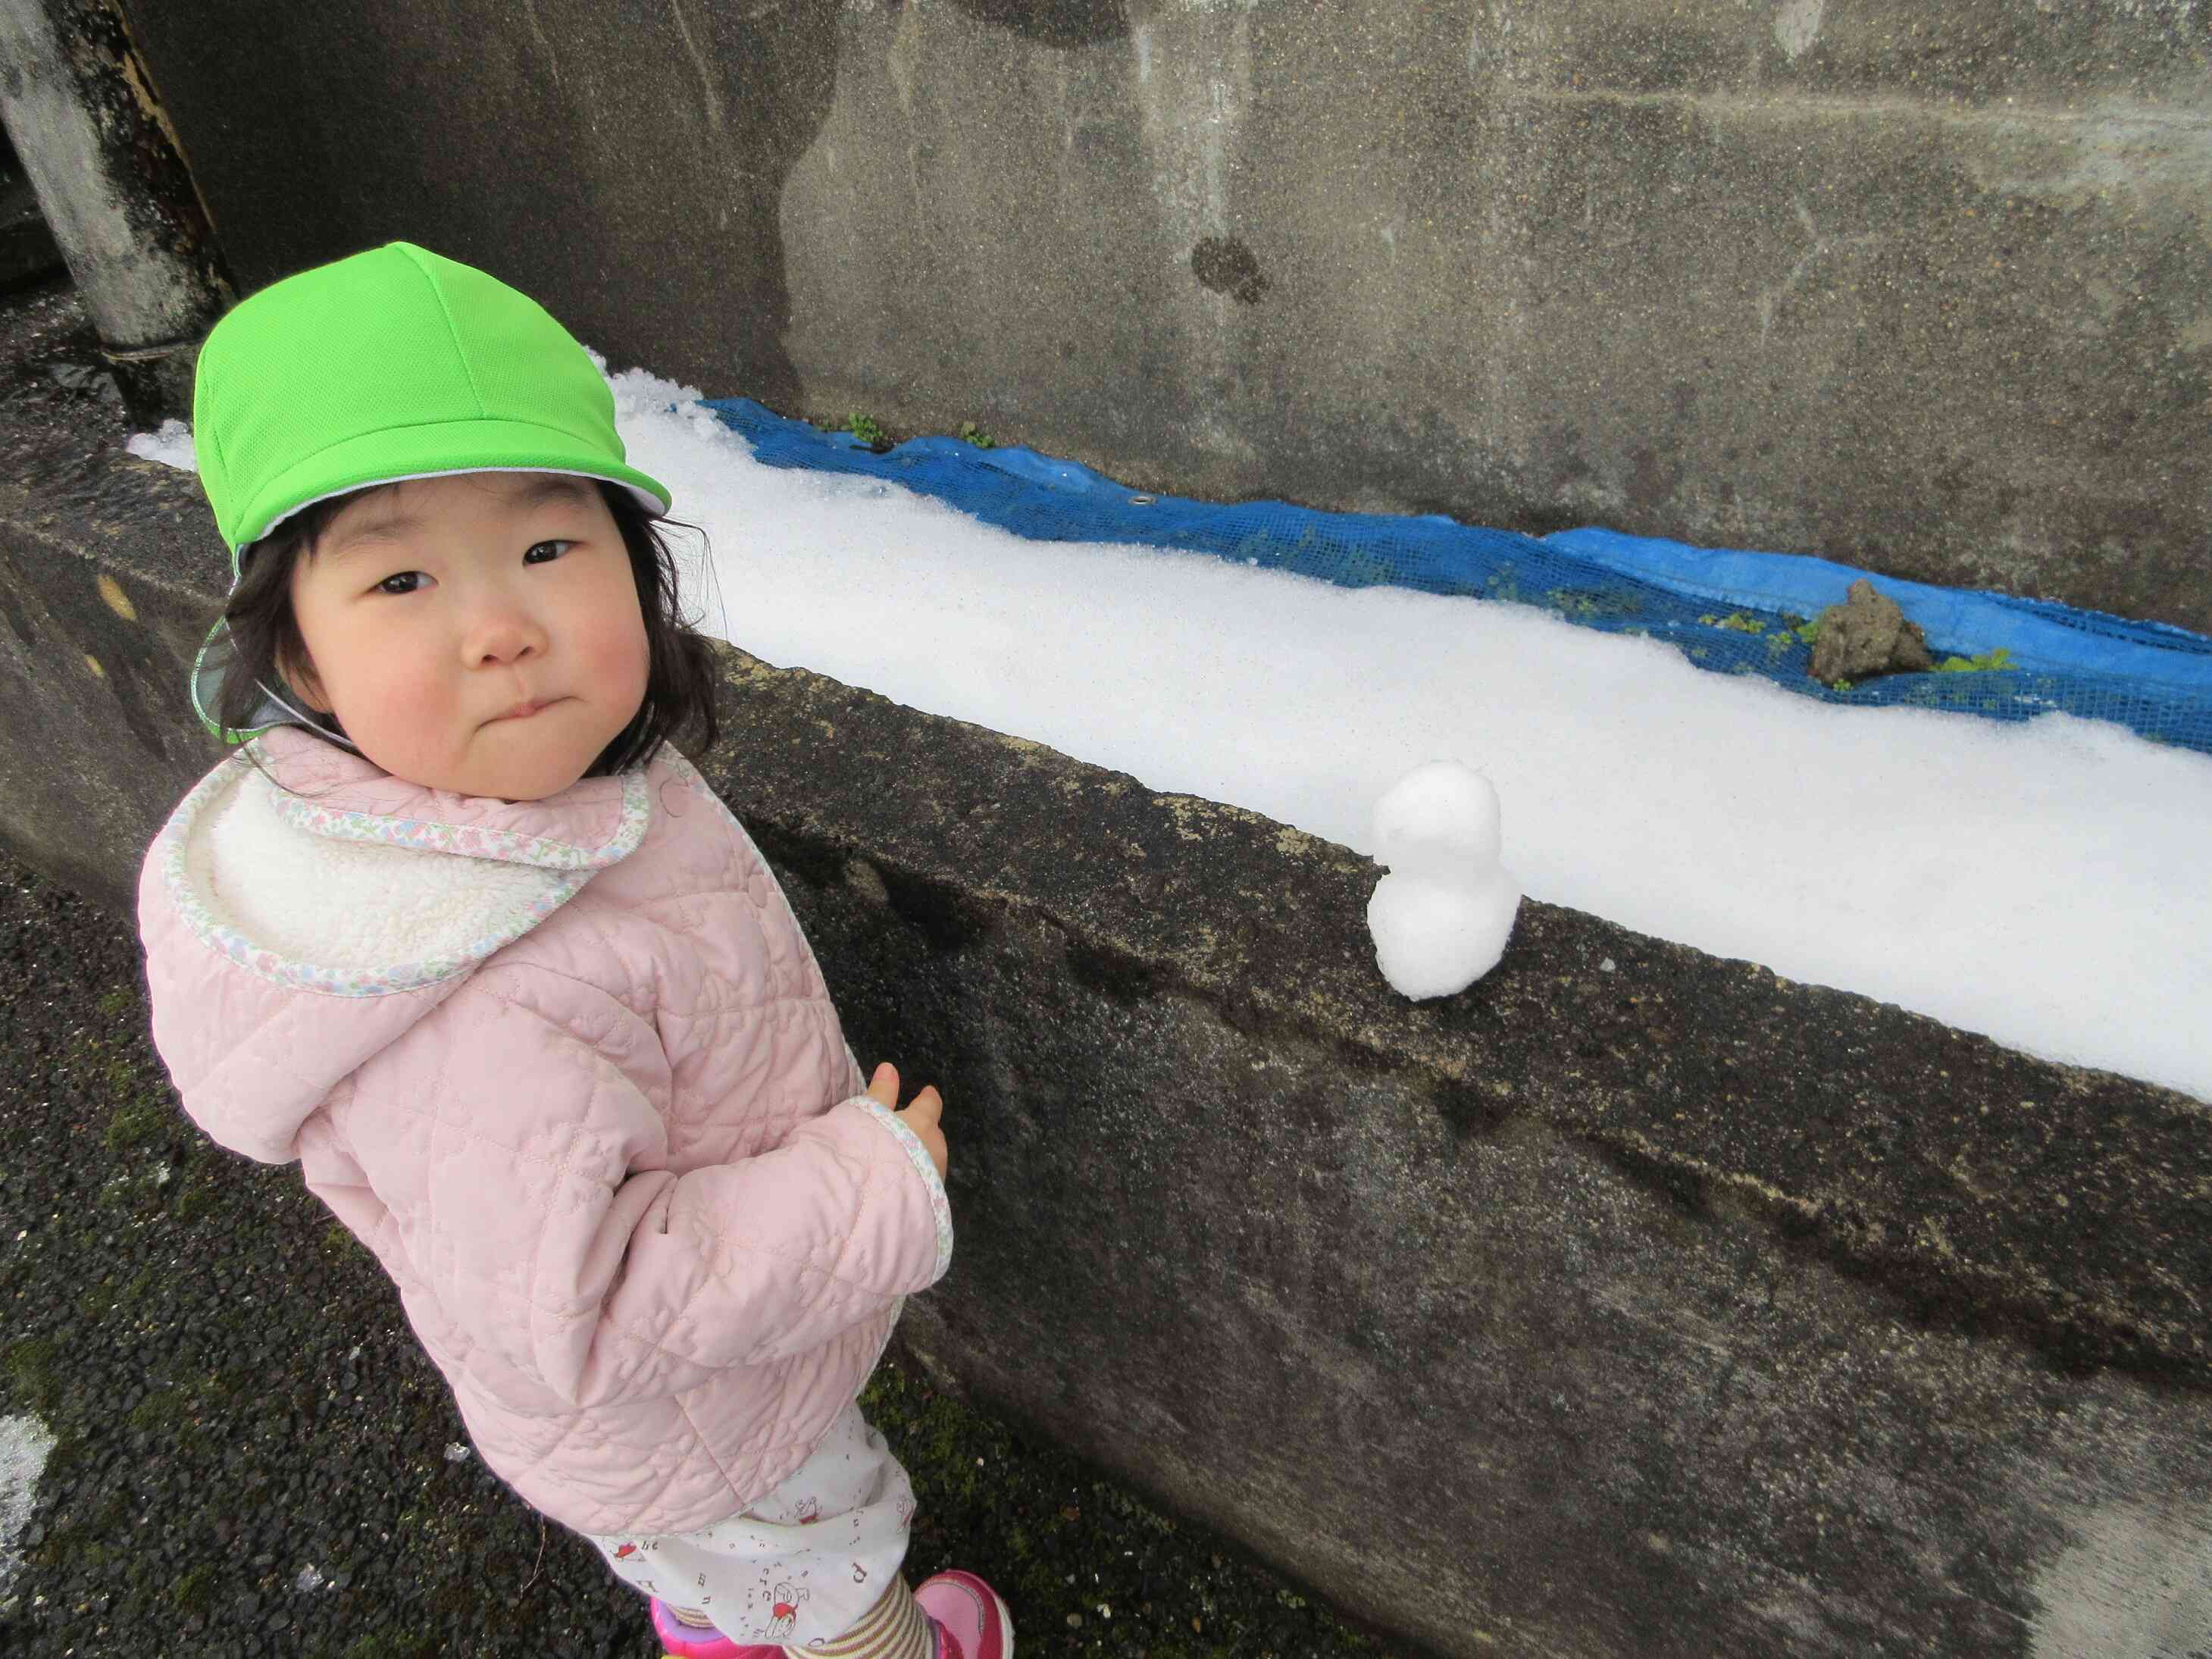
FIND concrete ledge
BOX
[5,282,2210,1657]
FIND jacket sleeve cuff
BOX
[855,1097,955,1284]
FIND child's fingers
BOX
[900,1088,948,1180]
[866,1063,900,1108]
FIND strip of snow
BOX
[126,374,2212,1105]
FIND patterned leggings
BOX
[590,1404,918,1647]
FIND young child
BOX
[136,241,1012,1659]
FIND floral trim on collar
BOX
[269,767,652,871]
[252,727,652,870]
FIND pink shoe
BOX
[649,1598,782,1658]
[914,1570,1013,1659]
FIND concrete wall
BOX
[113,0,2212,631]
[7,279,2212,1659]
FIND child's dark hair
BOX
[208,478,720,778]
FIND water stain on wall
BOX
[1191,235,1269,304]
[943,0,1129,49]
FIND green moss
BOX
[339,1634,440,1659]
[78,1276,116,1322]
[171,1560,217,1616]
[127,1393,177,1432]
[172,1174,221,1223]
[28,1485,130,1570]
[105,1097,170,1153]
[958,421,996,449]
[127,1373,221,1432]
[1,1335,61,1411]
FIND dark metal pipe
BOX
[0,0,229,424]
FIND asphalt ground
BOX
[0,847,1403,1659]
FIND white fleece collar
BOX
[159,734,653,997]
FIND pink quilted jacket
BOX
[136,726,953,1536]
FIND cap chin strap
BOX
[250,676,361,753]
[189,615,361,751]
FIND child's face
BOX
[285,472,652,801]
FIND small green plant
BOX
[1934,646,2013,674]
[1549,587,1641,621]
[812,412,889,445]
[957,421,995,449]
[1699,611,1768,635]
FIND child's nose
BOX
[465,599,549,667]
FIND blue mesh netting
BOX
[705,398,2212,759]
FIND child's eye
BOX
[524,539,574,565]
[374,571,427,596]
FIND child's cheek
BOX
[579,593,652,713]
[350,660,456,778]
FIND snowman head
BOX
[1372,760,1503,875]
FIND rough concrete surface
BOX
[111,0,2212,631]
[3,277,2209,1657]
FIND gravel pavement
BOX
[0,848,1402,1659]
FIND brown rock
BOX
[1809,578,1933,685]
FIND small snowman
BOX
[1366,760,1522,1000]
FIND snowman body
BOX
[1366,761,1523,1000]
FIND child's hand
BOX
[868,1062,948,1182]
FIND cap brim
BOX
[229,416,671,557]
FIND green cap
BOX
[193,240,670,565]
